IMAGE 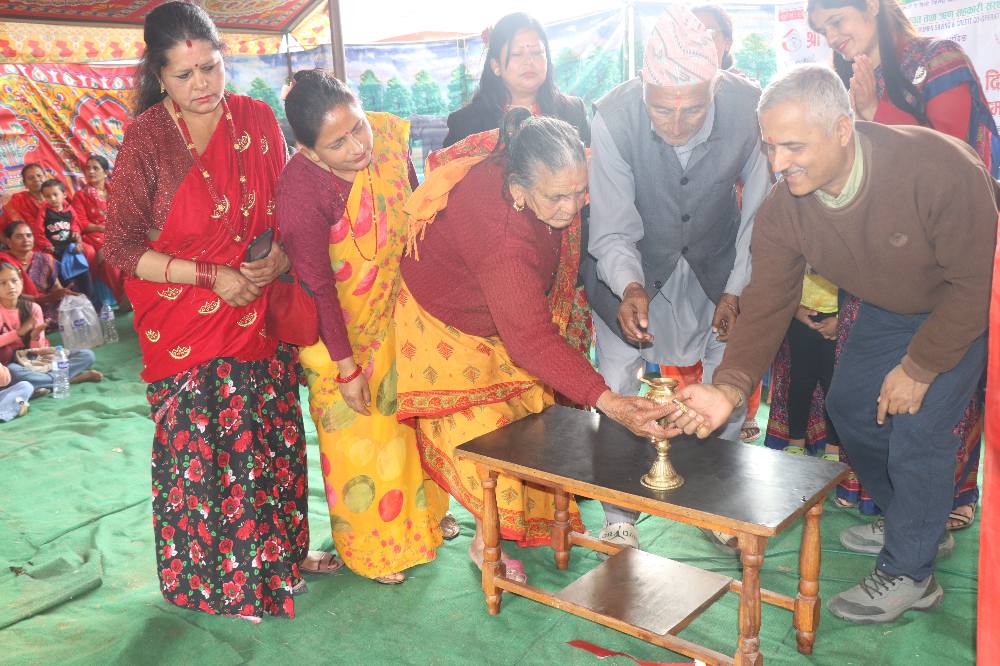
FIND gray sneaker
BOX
[828,569,943,623]
[839,518,955,558]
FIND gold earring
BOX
[512,200,524,212]
[159,80,165,94]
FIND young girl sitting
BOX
[0,262,102,392]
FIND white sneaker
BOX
[598,521,639,558]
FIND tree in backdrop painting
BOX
[447,63,476,111]
[247,77,286,122]
[411,70,446,115]
[734,33,777,87]
[383,77,414,117]
[358,69,384,110]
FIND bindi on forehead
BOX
[186,39,193,48]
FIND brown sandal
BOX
[300,551,344,575]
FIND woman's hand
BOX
[240,241,290,288]
[816,313,838,341]
[337,359,371,416]
[849,54,878,121]
[596,391,678,440]
[213,265,261,307]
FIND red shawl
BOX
[116,94,287,382]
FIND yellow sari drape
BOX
[299,113,448,578]
[396,129,589,546]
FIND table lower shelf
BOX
[553,547,733,636]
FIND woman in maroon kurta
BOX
[396,110,674,580]
[105,2,317,621]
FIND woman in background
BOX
[443,12,589,147]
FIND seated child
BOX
[0,364,32,421]
[38,179,95,303]
[0,261,101,392]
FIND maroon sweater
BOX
[401,156,608,407]
[276,152,418,361]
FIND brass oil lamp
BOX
[638,375,686,491]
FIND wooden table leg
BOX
[477,464,502,615]
[552,487,570,570]
[794,501,823,654]
[735,533,766,666]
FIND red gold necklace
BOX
[331,167,377,262]
[171,96,253,242]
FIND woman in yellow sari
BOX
[397,109,673,582]
[276,70,449,584]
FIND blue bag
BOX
[58,243,90,280]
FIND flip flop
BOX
[300,551,344,575]
[291,580,308,596]
[470,552,528,584]
[440,513,460,540]
[499,559,527,584]
[947,504,977,531]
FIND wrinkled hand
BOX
[666,383,742,438]
[815,313,838,341]
[617,282,653,345]
[596,391,675,440]
[338,361,371,416]
[849,54,878,120]
[712,293,740,342]
[239,240,290,288]
[214,265,261,307]
[877,364,929,425]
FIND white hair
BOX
[758,64,854,132]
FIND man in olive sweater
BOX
[670,65,997,624]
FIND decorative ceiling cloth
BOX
[0,0,322,33]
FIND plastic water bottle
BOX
[52,346,70,400]
[100,302,119,344]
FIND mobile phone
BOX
[245,228,274,262]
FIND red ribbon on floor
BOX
[567,640,695,666]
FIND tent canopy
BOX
[0,0,324,33]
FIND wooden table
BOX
[455,405,848,666]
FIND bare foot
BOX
[373,571,406,584]
[70,369,103,384]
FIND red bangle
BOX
[335,365,363,384]
[164,256,176,283]
[195,261,217,290]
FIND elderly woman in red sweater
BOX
[396,109,673,582]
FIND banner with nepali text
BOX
[0,62,134,197]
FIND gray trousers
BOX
[826,302,986,581]
[594,316,746,525]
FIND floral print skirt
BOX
[147,344,309,620]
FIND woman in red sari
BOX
[2,164,47,230]
[106,2,323,622]
[72,153,128,306]
[809,0,999,531]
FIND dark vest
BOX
[582,72,762,337]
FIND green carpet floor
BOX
[0,316,978,665]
